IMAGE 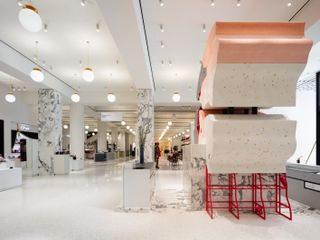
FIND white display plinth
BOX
[70,159,84,171]
[123,162,155,210]
[53,155,70,175]
[0,168,22,191]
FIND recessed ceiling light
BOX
[18,3,43,32]
[166,126,170,129]
[160,24,164,32]
[81,0,86,7]
[178,133,181,136]
[85,125,89,129]
[186,129,190,133]
[71,92,80,103]
[130,129,133,132]
[159,0,164,7]
[107,93,116,102]
[237,0,241,7]
[92,132,95,136]
[85,130,88,134]
[287,2,292,7]
[121,121,126,126]
[172,92,181,102]
[94,128,98,132]
[168,121,172,126]
[126,126,130,130]
[210,0,215,6]
[160,41,164,48]
[182,131,185,134]
[63,124,68,129]
[202,24,206,33]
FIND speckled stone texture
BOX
[38,89,62,169]
[205,114,296,173]
[200,63,306,108]
[136,89,154,162]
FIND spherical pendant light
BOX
[30,67,44,82]
[82,67,94,82]
[18,4,42,32]
[71,93,80,103]
[172,92,181,102]
[5,93,16,103]
[107,93,116,102]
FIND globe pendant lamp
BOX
[30,67,44,82]
[82,67,94,82]
[172,92,181,102]
[5,82,16,103]
[18,4,42,32]
[107,93,116,102]
[30,41,44,82]
[82,41,94,82]
[71,92,80,103]
[5,93,16,103]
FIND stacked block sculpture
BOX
[197,22,312,220]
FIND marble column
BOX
[136,89,154,162]
[70,103,84,169]
[38,89,62,170]
[97,121,107,152]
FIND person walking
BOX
[154,142,161,169]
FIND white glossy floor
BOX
[1,158,320,240]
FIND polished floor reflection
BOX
[0,158,320,240]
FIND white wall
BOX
[0,86,37,156]
[262,89,316,165]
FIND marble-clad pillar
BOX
[38,89,62,170]
[136,89,154,162]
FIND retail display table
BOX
[0,167,22,191]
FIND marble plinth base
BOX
[183,144,206,210]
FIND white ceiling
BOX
[0,0,318,140]
[0,0,135,102]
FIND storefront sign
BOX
[101,112,123,122]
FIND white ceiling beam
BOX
[96,0,154,90]
[0,40,74,99]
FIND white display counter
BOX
[70,159,84,171]
[53,155,70,175]
[0,167,22,191]
[123,162,155,210]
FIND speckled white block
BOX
[200,64,306,108]
[205,114,296,173]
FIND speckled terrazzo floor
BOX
[0,159,320,240]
